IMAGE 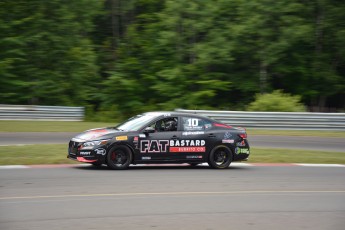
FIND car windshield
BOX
[115,114,156,131]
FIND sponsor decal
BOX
[182,131,205,136]
[184,118,203,131]
[80,151,91,156]
[170,147,205,152]
[236,140,246,147]
[163,113,171,117]
[133,136,139,149]
[222,139,234,144]
[224,132,232,139]
[140,140,169,153]
[205,124,212,129]
[235,147,250,154]
[222,132,234,144]
[80,146,94,150]
[142,156,151,160]
[139,134,146,138]
[116,136,128,141]
[184,126,203,131]
[186,155,203,159]
[140,139,206,153]
[94,148,106,155]
[170,139,205,147]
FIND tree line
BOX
[1,0,344,119]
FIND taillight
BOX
[238,133,247,139]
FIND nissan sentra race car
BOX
[68,112,250,169]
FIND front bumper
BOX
[67,140,106,164]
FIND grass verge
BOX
[0,121,115,132]
[0,144,74,165]
[246,129,345,138]
[1,120,345,138]
[0,144,344,165]
[250,148,344,164]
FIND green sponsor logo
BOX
[235,147,249,154]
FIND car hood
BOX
[72,127,121,141]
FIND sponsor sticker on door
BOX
[170,147,206,152]
[140,139,206,153]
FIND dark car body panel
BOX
[67,112,250,167]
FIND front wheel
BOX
[107,145,132,170]
[208,145,232,169]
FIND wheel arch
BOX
[207,144,234,162]
[208,144,234,169]
[106,142,135,164]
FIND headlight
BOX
[82,139,110,148]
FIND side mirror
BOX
[143,127,155,134]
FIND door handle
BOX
[171,135,179,140]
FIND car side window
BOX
[182,117,212,131]
[148,117,178,132]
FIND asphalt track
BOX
[0,164,344,230]
[0,132,345,152]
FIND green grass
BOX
[0,144,74,165]
[247,129,345,138]
[0,121,115,132]
[0,144,344,165]
[1,121,345,138]
[250,148,345,164]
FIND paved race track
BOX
[1,132,345,152]
[1,165,344,230]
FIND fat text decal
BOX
[140,140,169,153]
[140,140,206,153]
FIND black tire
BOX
[106,145,133,170]
[208,145,232,169]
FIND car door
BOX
[173,116,214,161]
[136,116,180,162]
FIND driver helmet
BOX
[164,120,177,131]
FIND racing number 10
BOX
[187,118,199,127]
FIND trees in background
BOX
[1,0,344,119]
[0,0,101,105]
[247,90,306,112]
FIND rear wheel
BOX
[208,145,232,169]
[107,145,132,170]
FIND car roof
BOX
[143,111,213,120]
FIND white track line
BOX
[1,190,345,200]
[0,165,30,169]
[0,163,344,169]
[295,163,345,167]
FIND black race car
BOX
[68,112,250,169]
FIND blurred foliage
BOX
[85,104,122,122]
[247,90,306,112]
[0,0,102,106]
[0,0,344,119]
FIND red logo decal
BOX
[170,147,205,152]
